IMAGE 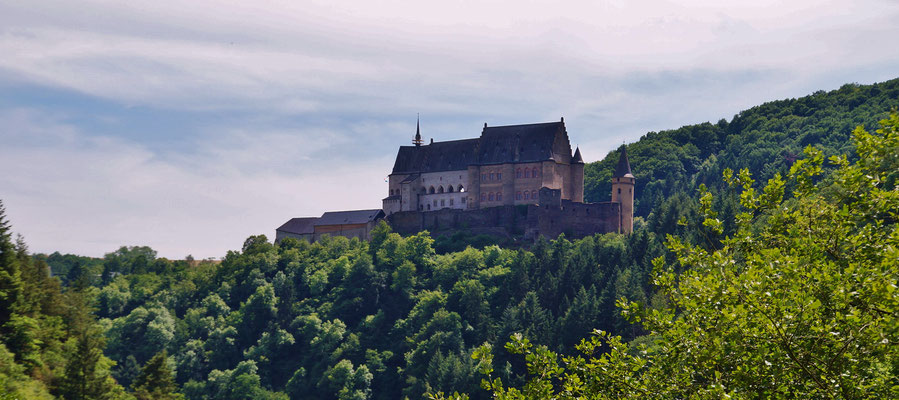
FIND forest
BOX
[1,78,897,399]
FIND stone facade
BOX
[383,119,634,238]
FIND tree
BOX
[0,200,22,332]
[132,350,183,400]
[444,113,899,399]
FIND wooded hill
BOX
[1,78,897,399]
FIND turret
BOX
[570,147,585,202]
[611,145,634,234]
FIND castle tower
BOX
[611,145,634,234]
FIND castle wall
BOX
[387,200,621,240]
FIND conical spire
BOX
[612,144,633,177]
[572,146,584,164]
[413,115,423,146]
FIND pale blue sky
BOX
[2,0,898,258]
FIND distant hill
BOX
[585,78,899,218]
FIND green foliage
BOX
[132,350,183,400]
[466,113,899,399]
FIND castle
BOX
[276,118,633,243]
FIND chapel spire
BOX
[413,115,423,146]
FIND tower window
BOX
[438,186,444,193]
[618,188,621,194]
[497,193,502,201]
[490,172,495,181]
[481,174,487,181]
[525,169,531,178]
[450,198,454,206]
[488,193,494,201]
[516,168,522,178]
[497,173,502,181]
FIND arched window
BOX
[429,186,435,194]
[489,172,495,181]
[516,191,522,200]
[438,186,445,193]
[481,174,487,181]
[497,173,502,181]
[532,168,539,178]
[480,193,486,201]
[531,190,537,199]
[497,193,502,201]
[516,168,522,178]
[458,185,464,192]
[525,169,531,178]
[447,185,454,193]
[488,193,494,201]
[524,191,530,200]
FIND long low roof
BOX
[277,209,385,235]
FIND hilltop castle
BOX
[277,118,634,243]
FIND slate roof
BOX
[392,139,480,174]
[276,217,317,235]
[315,209,385,226]
[391,121,571,174]
[613,145,633,178]
[479,121,564,164]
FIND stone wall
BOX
[387,198,621,240]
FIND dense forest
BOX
[1,78,897,399]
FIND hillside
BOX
[585,78,899,218]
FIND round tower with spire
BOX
[611,144,635,234]
[570,146,585,202]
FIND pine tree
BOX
[132,350,183,400]
[0,199,23,334]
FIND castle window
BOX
[516,191,522,200]
[490,172,495,181]
[441,199,445,207]
[434,200,438,207]
[429,186,435,194]
[531,190,537,199]
[462,197,466,203]
[524,169,531,178]
[481,193,486,202]
[458,185,464,192]
[450,198,454,206]
[488,193,494,201]
[516,168,522,178]
[497,173,502,181]
[447,185,454,193]
[427,204,431,210]
[532,168,539,178]
[524,191,530,200]
[481,174,487,181]
[438,186,444,193]
[618,188,621,194]
[497,193,502,201]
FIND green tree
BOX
[132,350,183,400]
[0,200,22,332]
[444,113,899,399]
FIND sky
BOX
[1,0,898,259]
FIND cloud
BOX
[0,108,391,258]
[0,0,897,257]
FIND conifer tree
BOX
[0,200,23,336]
[132,350,183,400]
